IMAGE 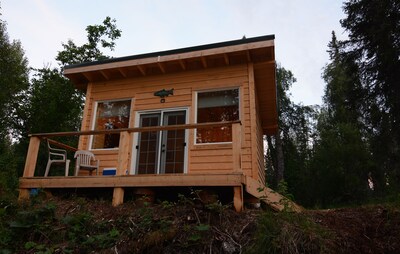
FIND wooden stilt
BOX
[18,189,30,202]
[233,186,244,212]
[112,187,124,206]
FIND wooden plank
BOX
[112,187,124,206]
[190,149,232,157]
[79,83,93,150]
[248,63,259,180]
[47,139,78,152]
[137,65,146,76]
[157,62,166,73]
[23,137,41,177]
[135,94,191,105]
[233,186,244,212]
[63,40,274,75]
[232,123,242,172]
[30,121,241,138]
[179,59,186,70]
[18,189,30,202]
[223,54,230,65]
[245,176,303,212]
[190,155,232,163]
[90,90,136,101]
[19,173,244,188]
[201,56,208,68]
[116,131,130,175]
[90,65,248,93]
[100,70,110,80]
[118,68,128,78]
[189,163,232,171]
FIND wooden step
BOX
[244,176,303,212]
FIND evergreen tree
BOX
[266,66,317,201]
[341,0,400,193]
[306,32,373,207]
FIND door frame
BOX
[130,107,189,175]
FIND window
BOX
[92,100,131,149]
[196,88,239,143]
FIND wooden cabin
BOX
[19,35,300,212]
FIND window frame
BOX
[194,87,240,145]
[89,98,133,150]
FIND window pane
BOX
[196,89,239,143]
[92,100,131,149]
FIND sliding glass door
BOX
[135,110,187,174]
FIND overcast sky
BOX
[2,0,347,105]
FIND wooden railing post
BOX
[23,136,41,177]
[19,136,41,201]
[232,123,242,172]
[113,131,130,206]
[116,131,130,176]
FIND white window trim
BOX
[89,98,133,151]
[130,107,190,175]
[194,87,240,145]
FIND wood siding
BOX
[78,64,262,177]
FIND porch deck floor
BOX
[19,173,245,189]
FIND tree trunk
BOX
[275,132,285,186]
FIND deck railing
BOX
[22,121,243,178]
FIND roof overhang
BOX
[63,35,278,135]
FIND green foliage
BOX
[0,10,29,197]
[340,0,400,194]
[0,199,124,252]
[266,66,318,206]
[21,68,83,135]
[0,15,29,138]
[0,15,122,189]
[248,210,334,254]
[56,16,122,66]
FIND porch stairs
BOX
[244,176,303,212]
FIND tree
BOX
[266,65,317,197]
[0,11,29,139]
[8,17,122,178]
[56,16,121,66]
[341,0,400,193]
[0,8,29,194]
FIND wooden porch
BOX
[19,121,301,212]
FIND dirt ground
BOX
[9,193,400,253]
[54,198,400,253]
[308,205,400,253]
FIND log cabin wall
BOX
[76,64,262,178]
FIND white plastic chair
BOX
[74,150,99,176]
[44,140,70,177]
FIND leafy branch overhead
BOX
[56,16,122,66]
